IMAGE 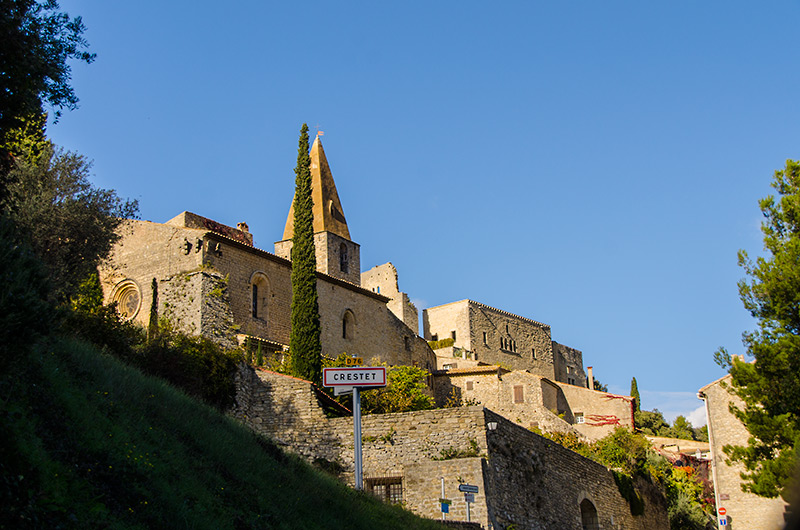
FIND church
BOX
[100,135,628,439]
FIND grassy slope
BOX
[1,337,444,530]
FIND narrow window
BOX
[340,242,349,273]
[466,381,474,391]
[342,317,348,339]
[251,284,258,317]
[451,330,456,341]
[482,331,487,345]
[532,348,536,360]
[513,385,524,403]
[431,334,438,342]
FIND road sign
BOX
[458,484,479,493]
[719,518,728,526]
[344,357,363,366]
[439,498,452,505]
[464,492,475,503]
[441,502,449,514]
[333,386,353,396]
[718,507,727,516]
[322,367,386,387]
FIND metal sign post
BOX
[321,365,386,492]
[353,386,363,490]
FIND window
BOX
[340,242,348,273]
[404,336,412,351]
[342,310,355,339]
[431,334,438,342]
[575,412,585,424]
[466,381,473,391]
[366,477,403,504]
[531,348,536,360]
[112,279,142,320]
[482,332,487,345]
[250,272,270,322]
[513,385,524,403]
[451,330,456,341]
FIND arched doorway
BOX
[580,498,599,530]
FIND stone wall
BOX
[483,409,670,530]
[433,369,634,441]
[699,375,788,529]
[274,231,362,286]
[555,382,634,441]
[100,219,206,332]
[433,369,580,436]
[234,365,669,529]
[103,215,435,369]
[423,300,557,378]
[552,341,587,388]
[361,262,419,334]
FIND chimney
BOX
[587,366,594,391]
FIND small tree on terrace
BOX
[288,124,322,385]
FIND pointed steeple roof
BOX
[282,135,351,241]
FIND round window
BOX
[112,280,142,320]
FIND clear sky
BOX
[47,1,800,425]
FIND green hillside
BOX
[0,337,444,529]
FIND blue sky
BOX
[47,1,800,425]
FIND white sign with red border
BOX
[323,366,387,388]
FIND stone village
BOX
[98,135,787,529]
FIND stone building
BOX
[433,366,633,441]
[100,137,434,369]
[698,374,788,530]
[423,299,588,387]
[234,365,669,530]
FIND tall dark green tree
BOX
[630,377,641,413]
[717,159,800,499]
[5,140,138,303]
[1,0,95,189]
[289,124,322,385]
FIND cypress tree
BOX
[147,278,158,343]
[630,377,641,413]
[289,124,322,385]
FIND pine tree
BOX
[718,159,800,498]
[630,377,641,413]
[288,124,322,385]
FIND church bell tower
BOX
[274,135,361,285]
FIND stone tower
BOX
[275,135,361,285]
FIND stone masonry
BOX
[433,367,633,441]
[699,374,788,529]
[233,365,669,529]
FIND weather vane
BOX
[314,124,324,137]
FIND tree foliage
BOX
[717,159,800,499]
[4,141,137,303]
[362,365,435,414]
[0,214,50,369]
[289,124,322,385]
[630,377,641,413]
[0,0,94,184]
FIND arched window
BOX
[342,309,355,339]
[340,242,349,273]
[112,279,142,320]
[250,272,270,322]
[580,499,599,530]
